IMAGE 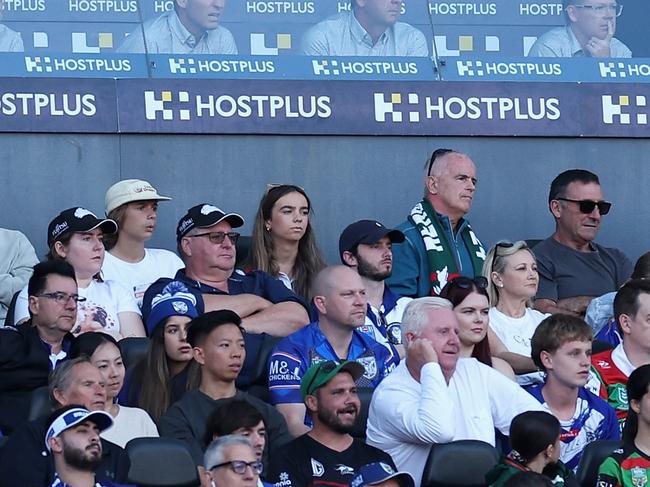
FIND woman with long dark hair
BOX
[598,364,650,486]
[439,276,514,379]
[247,184,325,300]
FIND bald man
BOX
[268,266,399,437]
[388,149,486,297]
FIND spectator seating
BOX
[421,440,500,487]
[119,337,150,371]
[126,437,200,487]
[28,385,50,421]
[4,291,20,328]
[350,387,373,441]
[576,440,622,487]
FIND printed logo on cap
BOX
[74,207,95,219]
[172,301,189,314]
[380,462,395,475]
[134,184,155,193]
[178,218,194,234]
[52,222,69,238]
[200,204,221,215]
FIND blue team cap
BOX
[349,462,415,487]
[45,407,113,451]
[145,281,199,335]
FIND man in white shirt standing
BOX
[366,297,542,486]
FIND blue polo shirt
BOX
[142,268,309,387]
[268,322,399,426]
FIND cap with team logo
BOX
[45,406,113,451]
[145,280,199,335]
[47,207,118,248]
[349,462,415,487]
[176,204,244,242]
[105,179,171,215]
[300,360,365,400]
[338,220,405,263]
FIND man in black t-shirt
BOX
[267,361,395,487]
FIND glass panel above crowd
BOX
[0,0,647,80]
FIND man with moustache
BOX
[118,0,237,54]
[301,0,428,57]
[366,297,542,486]
[528,0,631,57]
[388,149,486,298]
[0,357,131,487]
[45,405,123,487]
[268,266,399,437]
[266,361,396,486]
[340,219,411,356]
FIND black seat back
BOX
[28,385,51,421]
[119,337,150,371]
[126,437,199,487]
[421,440,499,487]
[351,388,374,441]
[4,290,20,328]
[576,440,622,487]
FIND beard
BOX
[356,255,392,282]
[316,405,358,434]
[61,440,102,472]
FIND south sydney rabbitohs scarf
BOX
[409,199,486,295]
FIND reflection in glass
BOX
[0,0,23,51]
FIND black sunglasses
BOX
[556,198,611,215]
[427,148,454,176]
[449,276,488,289]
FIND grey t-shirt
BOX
[534,237,632,301]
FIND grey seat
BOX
[421,440,499,487]
[126,437,200,487]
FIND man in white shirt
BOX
[366,297,542,486]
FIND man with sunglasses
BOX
[142,203,310,387]
[0,260,79,435]
[534,170,632,317]
[267,361,396,487]
[388,148,486,298]
[528,0,631,57]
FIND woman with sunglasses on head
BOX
[69,331,159,447]
[439,276,515,380]
[102,179,184,309]
[483,241,548,386]
[597,364,650,487]
[247,184,325,300]
[120,281,201,423]
[13,207,145,339]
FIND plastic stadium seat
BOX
[4,290,20,328]
[119,337,150,371]
[28,385,51,421]
[421,440,500,487]
[350,388,374,441]
[576,440,622,487]
[126,437,199,487]
[235,235,251,267]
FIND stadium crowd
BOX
[0,149,647,487]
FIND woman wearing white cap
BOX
[102,179,184,308]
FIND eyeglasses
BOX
[426,148,454,176]
[36,292,87,304]
[571,4,623,17]
[449,276,488,290]
[304,360,338,396]
[556,198,612,215]
[185,231,240,245]
[210,460,263,475]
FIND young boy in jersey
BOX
[589,280,650,429]
[528,314,619,471]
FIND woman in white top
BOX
[483,240,549,386]
[102,179,184,308]
[69,332,158,448]
[14,207,145,339]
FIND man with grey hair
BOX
[366,297,542,487]
[528,0,631,57]
[0,357,130,487]
[203,435,263,487]
[388,149,486,298]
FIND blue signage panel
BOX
[0,53,148,77]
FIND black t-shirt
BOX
[267,434,395,487]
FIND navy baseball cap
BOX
[45,406,113,451]
[176,204,244,242]
[48,207,118,248]
[339,220,405,263]
[349,462,415,487]
[145,281,199,335]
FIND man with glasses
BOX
[203,435,266,487]
[0,260,80,434]
[267,361,396,486]
[142,203,310,386]
[388,148,486,298]
[528,0,631,57]
[534,169,632,317]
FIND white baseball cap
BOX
[105,179,171,215]
[45,407,113,451]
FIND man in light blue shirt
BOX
[528,0,631,57]
[118,0,237,54]
[301,0,428,57]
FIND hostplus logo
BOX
[599,61,650,79]
[169,58,197,74]
[602,95,648,125]
[374,92,421,123]
[250,33,292,55]
[312,59,340,76]
[434,34,500,56]
[25,56,53,73]
[144,91,191,121]
[457,60,485,76]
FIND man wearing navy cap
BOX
[340,220,411,357]
[267,361,396,486]
[45,405,126,487]
[350,462,415,487]
[142,203,310,386]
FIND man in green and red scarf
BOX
[387,149,486,297]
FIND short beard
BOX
[62,440,102,472]
[316,407,357,435]
[356,255,391,282]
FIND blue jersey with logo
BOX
[527,384,620,471]
[268,322,398,413]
